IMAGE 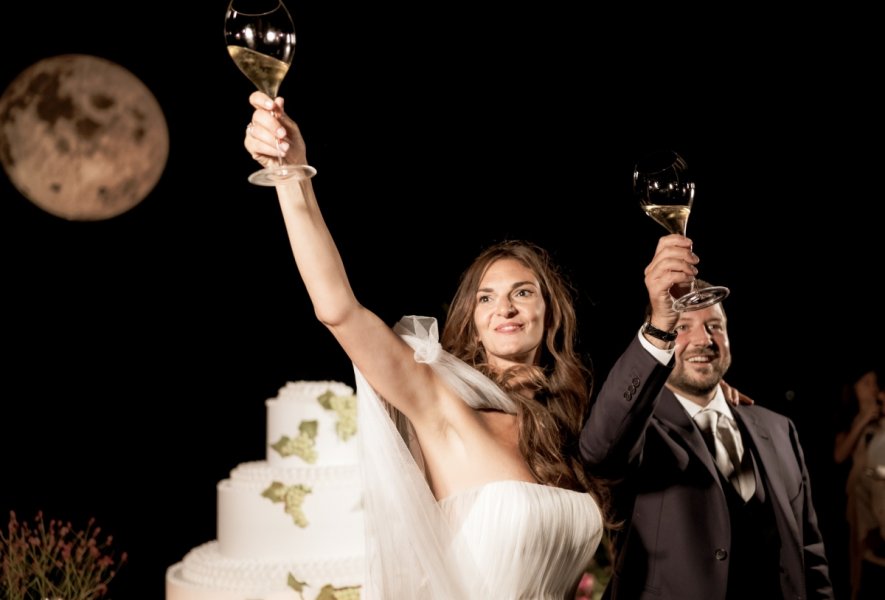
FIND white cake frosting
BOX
[167,381,364,600]
[166,542,362,600]
[217,461,362,559]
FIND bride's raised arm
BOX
[243,91,447,427]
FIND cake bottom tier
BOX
[166,540,363,600]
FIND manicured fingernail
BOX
[279,142,290,153]
[276,127,287,138]
[264,100,274,109]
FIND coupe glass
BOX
[225,0,315,186]
[634,149,729,312]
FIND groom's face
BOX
[667,303,732,400]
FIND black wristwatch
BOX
[643,321,678,342]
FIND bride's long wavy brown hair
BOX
[440,240,607,508]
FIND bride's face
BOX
[473,258,545,371]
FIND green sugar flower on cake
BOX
[261,482,312,527]
[287,574,361,600]
[270,420,319,463]
[287,574,309,600]
[317,390,358,441]
[317,584,361,600]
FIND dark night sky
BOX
[1,3,881,598]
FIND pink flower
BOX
[575,572,595,600]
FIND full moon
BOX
[0,54,169,220]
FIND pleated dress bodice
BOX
[440,480,603,599]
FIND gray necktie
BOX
[695,408,756,502]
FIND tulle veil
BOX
[355,315,516,599]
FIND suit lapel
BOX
[656,391,722,484]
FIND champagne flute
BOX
[633,149,729,312]
[225,0,315,186]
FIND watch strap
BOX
[643,321,678,342]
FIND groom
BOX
[581,234,832,599]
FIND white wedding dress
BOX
[356,316,603,599]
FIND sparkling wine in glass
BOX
[225,0,315,186]
[634,149,729,312]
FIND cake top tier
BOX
[268,381,356,407]
[266,381,358,467]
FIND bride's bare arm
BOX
[244,92,449,426]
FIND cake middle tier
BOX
[218,461,364,560]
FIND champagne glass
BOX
[225,0,315,186]
[633,149,729,312]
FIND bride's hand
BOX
[721,380,754,407]
[243,92,308,167]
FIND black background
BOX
[1,3,881,598]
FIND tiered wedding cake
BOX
[166,381,364,600]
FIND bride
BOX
[242,92,606,599]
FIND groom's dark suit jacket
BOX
[581,336,832,600]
